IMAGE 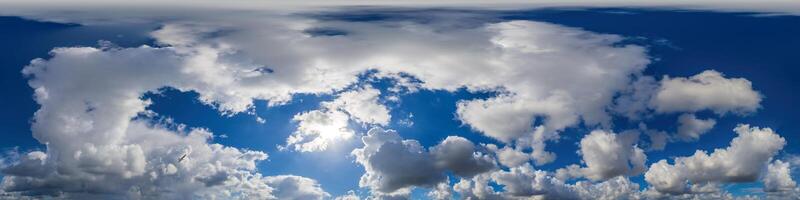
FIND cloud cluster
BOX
[334,190,361,200]
[645,124,786,194]
[0,16,354,198]
[283,86,389,152]
[351,128,495,197]
[0,120,325,199]
[0,5,785,199]
[0,9,646,198]
[438,124,794,200]
[144,10,653,169]
[1,44,307,198]
[326,86,391,125]
[148,17,651,168]
[286,109,355,152]
[454,21,649,164]
[613,70,763,148]
[454,163,646,200]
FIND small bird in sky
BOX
[178,154,188,162]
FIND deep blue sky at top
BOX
[1,8,799,197]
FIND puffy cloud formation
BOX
[0,120,327,199]
[455,163,644,200]
[325,86,390,125]
[650,70,762,115]
[127,15,657,197]
[286,110,355,152]
[283,86,388,152]
[0,5,784,199]
[613,76,659,120]
[1,14,601,198]
[454,21,649,164]
[149,16,651,166]
[614,70,763,121]
[455,159,790,200]
[763,160,797,193]
[575,130,647,181]
[0,9,653,198]
[0,43,332,198]
[645,124,786,194]
[676,113,717,141]
[574,176,643,200]
[426,180,453,200]
[334,190,361,200]
[430,137,496,178]
[263,175,330,200]
[490,164,577,198]
[644,128,670,151]
[486,144,531,168]
[352,128,442,194]
[611,70,762,151]
[351,128,494,196]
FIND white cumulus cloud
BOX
[286,110,355,152]
[676,113,717,141]
[650,70,762,115]
[263,175,331,200]
[644,124,786,194]
[763,160,797,193]
[352,128,494,196]
[284,86,389,152]
[574,129,647,181]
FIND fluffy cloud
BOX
[285,110,355,152]
[352,128,494,196]
[644,124,786,194]
[0,120,327,199]
[490,163,577,198]
[430,136,496,178]
[574,130,647,181]
[455,163,643,200]
[1,11,649,198]
[676,113,717,141]
[334,190,361,200]
[763,160,797,193]
[613,76,658,120]
[283,86,389,152]
[650,70,762,115]
[614,70,762,121]
[454,21,649,164]
[324,86,390,125]
[426,179,453,200]
[573,176,642,200]
[0,18,342,197]
[611,70,761,151]
[762,166,799,200]
[1,44,294,198]
[263,175,330,200]
[486,144,530,168]
[352,128,442,194]
[644,128,670,151]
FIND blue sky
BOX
[1,3,800,200]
